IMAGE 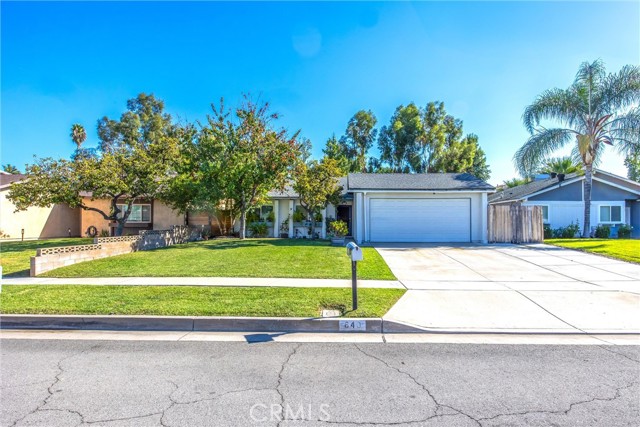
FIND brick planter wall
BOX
[30,225,203,276]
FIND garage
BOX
[369,198,471,242]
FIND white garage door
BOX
[369,198,471,242]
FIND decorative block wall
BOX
[30,225,203,276]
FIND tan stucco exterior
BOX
[0,189,80,239]
[153,200,185,229]
[80,198,112,237]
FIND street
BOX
[1,337,638,426]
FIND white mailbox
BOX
[346,242,363,262]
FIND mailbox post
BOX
[346,242,363,310]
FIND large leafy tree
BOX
[339,110,378,172]
[293,157,343,238]
[377,103,423,172]
[8,93,183,236]
[625,148,640,182]
[515,60,640,237]
[322,134,350,175]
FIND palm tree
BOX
[2,164,20,174]
[70,123,87,149]
[515,60,640,237]
[537,156,583,175]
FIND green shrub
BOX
[99,229,110,237]
[246,209,261,223]
[543,224,553,239]
[248,222,269,237]
[617,224,632,239]
[553,220,580,238]
[594,224,611,238]
[314,211,323,223]
[266,210,275,223]
[292,207,306,223]
[329,220,348,237]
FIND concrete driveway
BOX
[376,244,640,334]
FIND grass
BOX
[545,238,640,264]
[40,238,396,280]
[0,285,405,318]
[0,238,93,277]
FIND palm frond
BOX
[513,127,576,176]
[607,106,640,155]
[594,64,640,115]
[522,88,584,134]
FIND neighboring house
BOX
[268,173,495,244]
[2,171,496,243]
[0,172,80,239]
[489,170,640,238]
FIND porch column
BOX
[288,200,294,236]
[481,193,488,244]
[273,199,279,238]
[321,207,327,239]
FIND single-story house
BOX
[2,172,495,244]
[268,173,495,244]
[0,172,80,239]
[489,170,640,238]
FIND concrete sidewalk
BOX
[1,276,405,289]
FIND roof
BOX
[0,173,26,189]
[488,169,640,203]
[347,173,495,192]
[268,177,349,199]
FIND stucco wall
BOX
[0,190,80,239]
[80,198,112,237]
[153,200,184,229]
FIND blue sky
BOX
[2,1,638,184]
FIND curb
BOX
[0,315,385,333]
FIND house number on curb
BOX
[339,320,366,332]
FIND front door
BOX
[336,205,352,236]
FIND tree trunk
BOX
[310,216,316,239]
[239,209,247,239]
[115,220,125,236]
[582,164,593,238]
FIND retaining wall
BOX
[30,226,202,276]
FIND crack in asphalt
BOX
[8,344,101,427]
[477,381,639,423]
[352,344,482,426]
[275,343,302,427]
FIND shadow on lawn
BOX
[169,238,333,251]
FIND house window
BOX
[599,205,622,223]
[260,205,274,221]
[117,204,151,222]
[541,206,549,223]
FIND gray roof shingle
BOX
[488,172,582,203]
[347,173,494,191]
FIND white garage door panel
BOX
[369,198,471,242]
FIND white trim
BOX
[519,177,583,200]
[117,203,152,223]
[592,176,640,195]
[595,169,640,188]
[350,189,492,194]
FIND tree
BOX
[503,177,532,188]
[8,93,183,236]
[469,143,491,182]
[515,60,640,237]
[377,103,423,172]
[293,157,344,238]
[2,164,20,174]
[70,123,87,149]
[537,156,583,175]
[339,110,378,172]
[322,134,350,175]
[625,150,640,182]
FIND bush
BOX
[328,220,348,237]
[543,224,553,239]
[593,224,611,239]
[266,210,275,223]
[314,211,323,223]
[248,222,269,237]
[553,220,580,238]
[292,207,306,223]
[99,229,110,237]
[617,224,633,239]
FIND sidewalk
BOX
[1,276,405,289]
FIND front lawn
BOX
[545,238,640,264]
[40,238,396,280]
[0,285,405,318]
[0,238,93,277]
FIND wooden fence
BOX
[488,204,543,243]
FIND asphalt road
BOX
[1,339,639,426]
